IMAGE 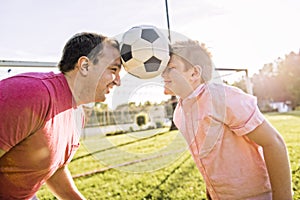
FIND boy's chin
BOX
[164,87,175,95]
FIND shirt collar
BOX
[189,83,205,99]
[179,83,206,106]
[185,83,205,99]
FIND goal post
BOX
[215,68,253,95]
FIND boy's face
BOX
[161,55,195,98]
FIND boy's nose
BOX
[161,66,168,77]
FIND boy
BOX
[161,40,292,199]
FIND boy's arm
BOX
[0,149,5,158]
[46,165,86,200]
[247,120,292,200]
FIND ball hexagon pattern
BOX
[120,25,170,79]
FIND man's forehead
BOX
[103,42,119,53]
[99,43,120,58]
[102,44,121,66]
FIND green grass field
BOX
[37,111,300,200]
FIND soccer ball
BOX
[120,25,170,79]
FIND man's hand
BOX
[46,165,86,200]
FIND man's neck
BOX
[63,71,81,106]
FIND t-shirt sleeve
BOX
[224,86,265,136]
[0,76,50,151]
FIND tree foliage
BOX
[233,51,300,109]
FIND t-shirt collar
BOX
[180,83,206,105]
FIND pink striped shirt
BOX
[174,83,272,199]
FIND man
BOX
[0,32,122,199]
[162,40,292,199]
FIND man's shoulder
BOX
[0,72,56,103]
[13,71,60,80]
[1,72,61,85]
[1,72,66,93]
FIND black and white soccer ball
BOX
[120,25,170,79]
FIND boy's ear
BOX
[77,56,90,76]
[191,65,202,81]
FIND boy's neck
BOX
[181,82,204,100]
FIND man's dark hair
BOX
[58,32,119,73]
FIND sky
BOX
[0,0,299,106]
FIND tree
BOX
[232,51,300,110]
[277,52,300,108]
[251,63,277,101]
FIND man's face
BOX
[161,55,194,98]
[89,44,122,102]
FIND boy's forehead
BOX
[169,54,180,63]
[171,54,191,65]
[171,54,183,60]
[168,54,195,72]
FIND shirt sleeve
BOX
[0,76,50,151]
[224,86,265,136]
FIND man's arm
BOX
[247,120,292,200]
[46,165,86,200]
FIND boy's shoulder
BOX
[206,82,248,96]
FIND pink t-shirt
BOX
[174,83,272,200]
[0,72,84,199]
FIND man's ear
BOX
[191,65,202,81]
[77,56,90,76]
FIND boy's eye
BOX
[110,67,118,72]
